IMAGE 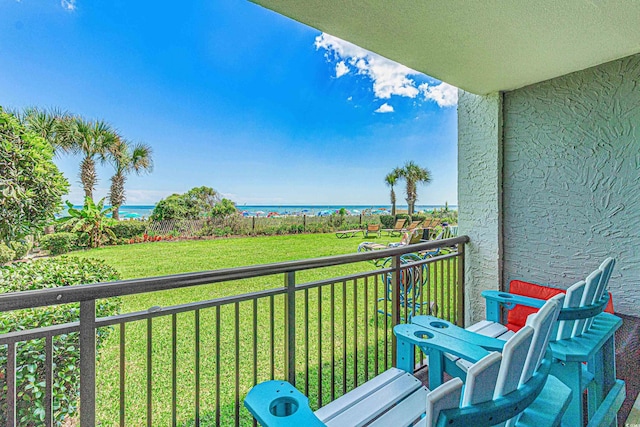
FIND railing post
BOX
[284,271,296,385]
[456,243,465,327]
[391,255,401,367]
[303,215,306,232]
[80,299,96,426]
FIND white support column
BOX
[457,90,503,325]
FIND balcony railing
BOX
[0,235,468,426]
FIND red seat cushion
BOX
[505,280,614,332]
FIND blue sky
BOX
[0,0,458,206]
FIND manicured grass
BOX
[72,233,457,426]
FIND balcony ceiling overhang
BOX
[252,0,640,95]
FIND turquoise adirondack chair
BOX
[458,258,625,426]
[244,298,572,427]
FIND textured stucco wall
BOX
[458,91,503,325]
[503,54,640,316]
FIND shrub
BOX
[380,215,395,229]
[9,240,31,260]
[411,214,427,223]
[40,232,78,255]
[0,242,15,264]
[108,220,148,239]
[0,257,121,426]
[396,213,411,222]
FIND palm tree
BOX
[19,107,72,153]
[385,167,402,216]
[58,117,119,200]
[107,139,153,220]
[399,161,432,215]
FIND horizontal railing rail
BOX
[1,235,468,426]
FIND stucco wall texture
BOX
[503,53,640,316]
[458,91,503,324]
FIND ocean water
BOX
[64,204,457,218]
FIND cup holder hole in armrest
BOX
[270,396,299,417]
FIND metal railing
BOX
[0,235,468,426]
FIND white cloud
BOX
[60,0,76,11]
[315,32,457,107]
[374,103,394,113]
[419,82,458,107]
[335,61,349,78]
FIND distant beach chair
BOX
[335,229,364,238]
[405,219,423,230]
[364,223,381,238]
[357,229,421,253]
[383,218,406,236]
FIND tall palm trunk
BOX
[109,172,126,220]
[80,156,97,200]
[390,188,396,216]
[406,182,417,215]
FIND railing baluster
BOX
[6,342,16,427]
[146,317,152,427]
[252,299,258,387]
[317,286,323,407]
[352,279,358,387]
[330,282,335,401]
[304,288,309,396]
[44,336,53,427]
[440,259,445,323]
[342,281,347,394]
[364,276,369,382]
[269,296,275,380]
[457,244,466,326]
[195,309,200,426]
[215,306,221,427]
[374,274,379,376]
[171,314,177,427]
[80,299,96,427]
[284,272,296,385]
[391,255,401,367]
[234,302,240,425]
[120,323,126,427]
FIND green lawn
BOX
[73,233,457,426]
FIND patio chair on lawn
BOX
[450,258,625,426]
[382,218,406,236]
[376,252,436,320]
[405,219,423,230]
[245,296,572,427]
[364,223,381,238]
[356,229,421,253]
[335,229,364,238]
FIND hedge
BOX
[108,221,148,239]
[39,232,78,255]
[0,257,121,426]
[0,243,15,264]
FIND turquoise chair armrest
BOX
[244,380,325,427]
[481,290,546,322]
[482,290,610,322]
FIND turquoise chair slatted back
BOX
[571,268,603,337]
[583,257,615,331]
[461,352,502,406]
[520,295,563,384]
[555,280,586,341]
[494,326,534,398]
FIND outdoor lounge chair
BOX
[335,229,364,238]
[357,229,421,253]
[364,223,381,238]
[405,219,423,230]
[245,297,572,427]
[382,218,406,236]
